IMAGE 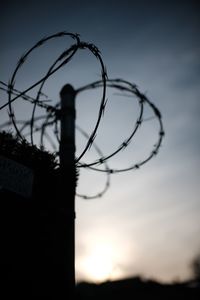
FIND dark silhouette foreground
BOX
[0,131,77,298]
[76,276,200,299]
[1,132,199,299]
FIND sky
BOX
[1,0,200,283]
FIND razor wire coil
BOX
[0,31,164,199]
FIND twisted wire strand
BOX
[6,32,80,140]
[0,81,55,111]
[0,32,107,163]
[75,125,110,199]
[76,79,164,173]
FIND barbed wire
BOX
[76,79,164,173]
[0,31,107,164]
[0,118,110,200]
[0,31,164,199]
[75,125,111,200]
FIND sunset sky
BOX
[1,0,200,283]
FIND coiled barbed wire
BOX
[0,31,164,199]
[0,31,107,164]
[76,79,164,173]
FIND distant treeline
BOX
[76,276,200,299]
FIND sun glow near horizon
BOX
[76,238,128,283]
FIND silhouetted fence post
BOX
[59,84,76,297]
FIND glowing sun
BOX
[81,243,118,282]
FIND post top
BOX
[60,84,75,97]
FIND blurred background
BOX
[1,0,200,284]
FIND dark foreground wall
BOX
[0,132,76,298]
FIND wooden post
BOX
[59,84,76,297]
